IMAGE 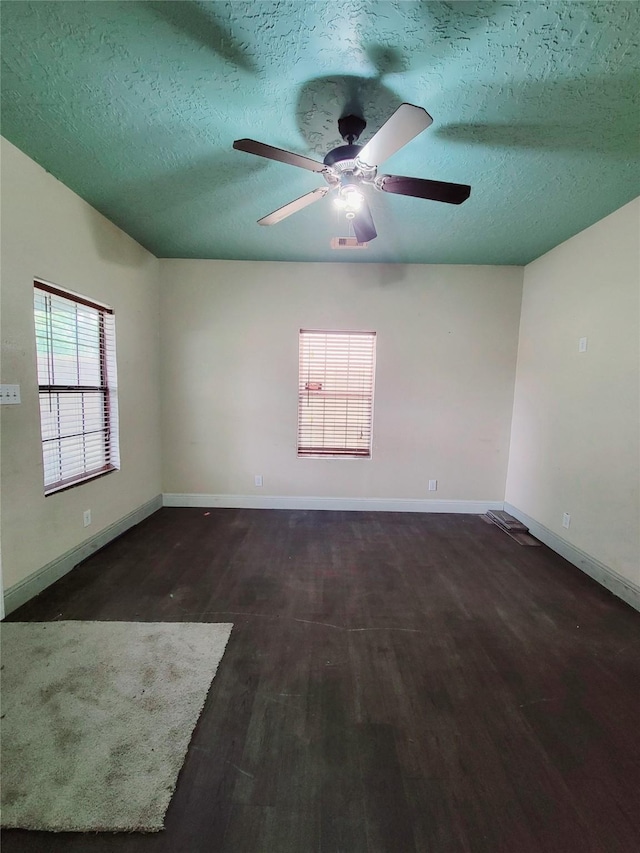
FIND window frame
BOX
[297,329,377,460]
[34,280,119,496]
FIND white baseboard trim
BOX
[3,494,163,617]
[163,493,504,515]
[504,502,640,612]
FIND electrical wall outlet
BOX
[0,384,21,404]
[83,509,92,527]
[254,474,263,487]
[578,337,588,353]
[562,512,571,529]
[428,479,437,492]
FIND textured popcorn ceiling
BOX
[2,1,639,264]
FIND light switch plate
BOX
[0,384,21,404]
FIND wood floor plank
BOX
[2,508,639,852]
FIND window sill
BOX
[297,454,372,460]
[44,465,118,496]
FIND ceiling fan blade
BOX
[233,138,326,173]
[352,197,377,243]
[258,187,329,225]
[357,103,433,168]
[379,175,471,204]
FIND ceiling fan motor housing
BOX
[323,144,377,189]
[323,144,363,169]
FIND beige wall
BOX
[0,139,162,591]
[159,260,523,502]
[506,198,640,586]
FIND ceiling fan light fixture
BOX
[335,184,363,213]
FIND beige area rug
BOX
[0,621,233,832]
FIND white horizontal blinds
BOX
[34,283,120,493]
[298,330,376,458]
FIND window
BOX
[297,329,376,458]
[34,281,120,494]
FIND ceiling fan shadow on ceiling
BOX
[233,103,471,244]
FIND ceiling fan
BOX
[233,103,471,244]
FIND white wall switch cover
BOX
[0,384,21,404]
[562,512,571,529]
[578,337,588,352]
[428,479,437,491]
[254,474,263,487]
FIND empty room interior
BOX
[1,2,639,852]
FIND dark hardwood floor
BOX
[3,508,640,852]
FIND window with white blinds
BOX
[34,282,120,494]
[298,329,376,458]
